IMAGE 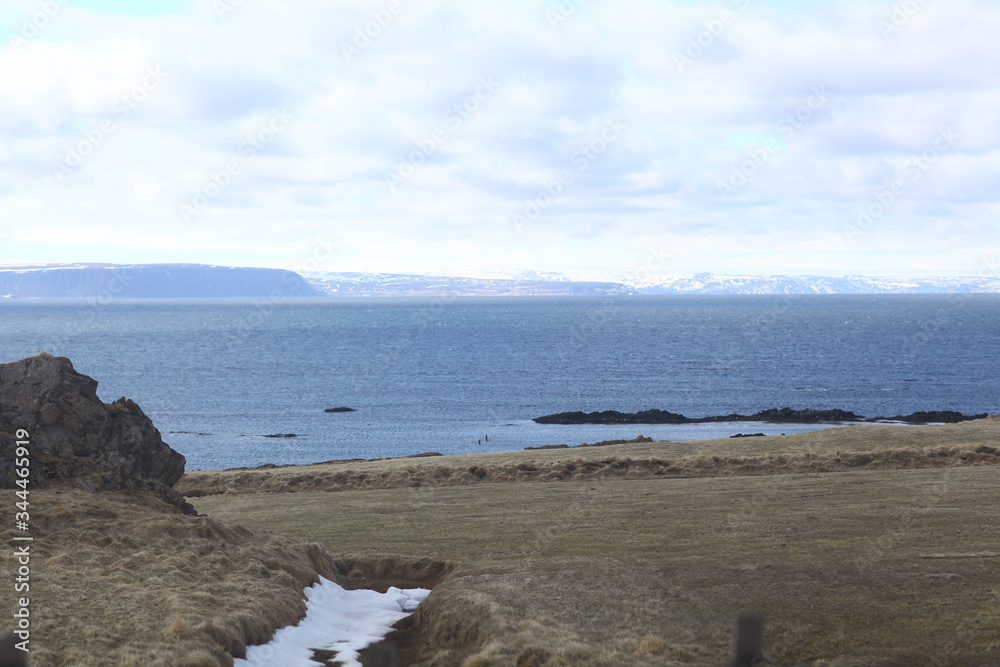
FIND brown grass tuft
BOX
[176,650,228,667]
[515,646,563,666]
[634,634,700,662]
[0,483,349,665]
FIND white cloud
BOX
[0,0,997,276]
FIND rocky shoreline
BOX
[532,407,989,425]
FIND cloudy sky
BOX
[0,0,997,278]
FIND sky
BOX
[0,0,997,279]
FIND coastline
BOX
[177,417,1000,497]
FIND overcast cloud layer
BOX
[0,0,997,277]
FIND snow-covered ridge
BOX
[2,263,997,298]
[635,273,1000,294]
[302,270,1000,296]
[300,271,630,296]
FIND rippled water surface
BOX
[1,294,996,469]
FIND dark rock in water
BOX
[324,407,356,413]
[533,409,691,425]
[533,407,862,425]
[534,406,989,426]
[263,433,299,438]
[750,407,863,423]
[731,433,767,438]
[873,411,989,424]
[525,444,570,450]
[0,353,193,514]
[579,435,655,448]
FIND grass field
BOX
[190,419,1000,666]
[2,419,997,666]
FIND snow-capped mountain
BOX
[636,274,1000,294]
[300,270,1000,296]
[1,264,996,298]
[299,271,629,296]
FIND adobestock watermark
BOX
[886,253,996,374]
[556,246,668,362]
[511,116,626,235]
[7,0,68,52]
[340,0,406,63]
[11,428,32,655]
[933,590,1000,666]
[716,85,830,201]
[31,269,133,360]
[179,108,293,224]
[691,293,793,398]
[385,76,500,192]
[673,0,752,73]
[212,0,249,19]
[844,126,959,244]
[878,0,930,39]
[980,254,999,278]
[544,0,586,30]
[288,232,340,277]
[350,289,459,396]
[853,468,954,574]
[225,233,341,346]
[50,65,167,182]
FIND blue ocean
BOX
[0,295,996,470]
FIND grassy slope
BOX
[0,486,349,667]
[191,419,1000,666]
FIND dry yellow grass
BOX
[3,419,998,665]
[190,419,1000,666]
[178,418,1000,497]
[195,467,1000,666]
[0,483,349,666]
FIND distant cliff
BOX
[0,264,322,299]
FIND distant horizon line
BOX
[0,262,995,281]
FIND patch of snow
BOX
[234,576,430,667]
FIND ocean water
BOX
[0,294,996,470]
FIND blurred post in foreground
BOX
[361,640,398,667]
[0,632,27,667]
[726,612,764,667]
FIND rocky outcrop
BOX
[533,407,988,425]
[533,409,691,425]
[874,411,989,424]
[745,407,864,423]
[0,353,192,513]
[324,407,356,413]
